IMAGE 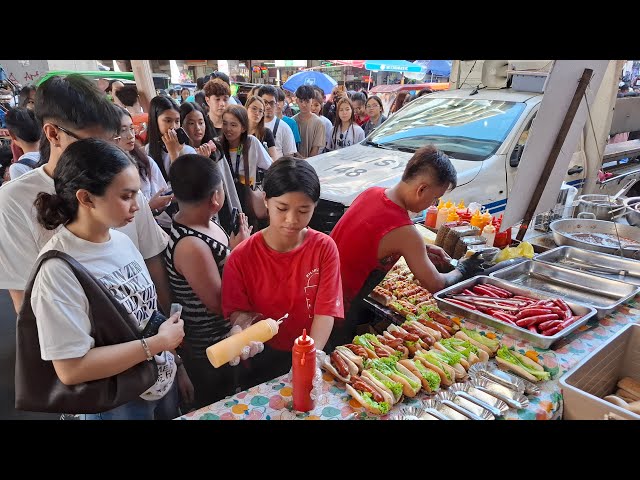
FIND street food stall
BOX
[177,207,640,421]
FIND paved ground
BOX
[0,289,58,419]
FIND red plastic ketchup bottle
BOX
[292,329,316,412]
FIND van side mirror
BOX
[510,144,525,167]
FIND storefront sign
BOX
[275,60,307,67]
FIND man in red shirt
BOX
[222,157,343,389]
[330,145,483,345]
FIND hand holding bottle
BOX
[227,323,265,366]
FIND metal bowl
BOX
[575,195,624,221]
[623,197,640,227]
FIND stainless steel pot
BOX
[549,216,640,258]
[623,197,640,226]
[574,194,624,221]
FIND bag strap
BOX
[17,157,38,168]
[20,250,142,339]
[272,117,280,137]
[242,138,253,189]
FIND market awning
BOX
[363,60,423,73]
[330,60,366,68]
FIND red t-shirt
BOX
[222,228,344,351]
[330,187,413,311]
[355,115,370,127]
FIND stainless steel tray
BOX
[389,405,444,420]
[434,276,596,349]
[535,245,640,287]
[449,382,510,416]
[470,377,530,410]
[489,260,640,319]
[468,361,541,395]
[435,390,495,420]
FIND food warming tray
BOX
[534,245,640,287]
[489,260,640,319]
[434,276,596,349]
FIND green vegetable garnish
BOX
[461,327,500,350]
[497,346,550,381]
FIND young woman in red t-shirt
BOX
[222,157,344,389]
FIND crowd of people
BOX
[0,72,484,420]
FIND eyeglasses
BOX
[54,123,121,142]
[119,125,136,137]
[53,124,83,141]
[249,106,264,115]
[263,100,276,107]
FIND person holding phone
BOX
[30,139,187,419]
[146,95,197,183]
[165,154,251,408]
[114,106,174,217]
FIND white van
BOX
[306,87,586,233]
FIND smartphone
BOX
[170,303,183,318]
[162,189,173,196]
[175,127,190,145]
[230,207,240,235]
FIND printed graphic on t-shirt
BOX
[98,261,157,326]
[304,267,320,319]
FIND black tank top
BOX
[164,220,231,358]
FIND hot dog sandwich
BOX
[495,346,550,382]
[345,374,393,415]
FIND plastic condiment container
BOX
[481,224,496,247]
[425,205,439,228]
[458,208,472,223]
[435,207,450,229]
[470,210,484,229]
[446,208,460,222]
[292,329,316,412]
[206,318,280,368]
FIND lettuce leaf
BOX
[369,357,420,390]
[369,370,403,398]
[412,360,441,390]
[360,391,390,415]
[354,335,375,351]
[461,327,500,350]
[497,346,550,381]
[361,333,382,346]
[415,351,451,381]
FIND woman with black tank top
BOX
[164,154,252,409]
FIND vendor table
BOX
[176,296,640,421]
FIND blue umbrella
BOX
[282,71,337,94]
[363,60,424,73]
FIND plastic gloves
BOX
[227,315,265,367]
[456,251,485,279]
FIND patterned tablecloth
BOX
[177,296,640,421]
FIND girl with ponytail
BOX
[30,138,191,420]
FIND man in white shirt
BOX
[258,85,297,159]
[0,74,171,315]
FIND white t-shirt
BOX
[145,144,197,178]
[227,135,272,186]
[329,123,366,150]
[264,117,297,158]
[31,227,176,401]
[140,155,168,201]
[0,166,168,290]
[8,151,41,180]
[318,115,333,151]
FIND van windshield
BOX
[368,97,526,161]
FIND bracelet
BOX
[140,338,153,361]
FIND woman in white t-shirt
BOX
[220,104,272,229]
[114,106,172,214]
[31,138,189,420]
[311,88,333,152]
[329,97,365,151]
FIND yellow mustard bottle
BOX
[470,210,484,229]
[447,208,460,222]
[206,318,280,368]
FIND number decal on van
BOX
[323,165,369,177]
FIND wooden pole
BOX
[130,60,155,113]
[516,68,593,241]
